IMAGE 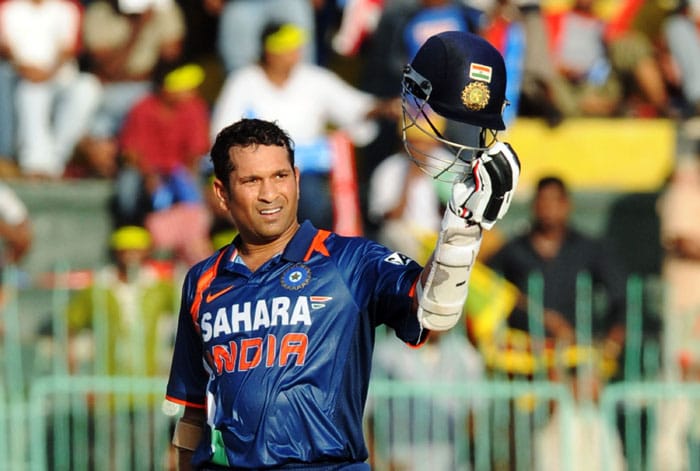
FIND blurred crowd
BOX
[3,1,700,468]
[0,0,699,249]
[0,0,697,269]
[0,0,698,180]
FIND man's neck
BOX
[531,225,567,260]
[264,65,293,87]
[237,223,300,272]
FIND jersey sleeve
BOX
[350,239,425,344]
[165,269,209,408]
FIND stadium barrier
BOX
[0,263,691,470]
[7,374,700,471]
[28,375,173,471]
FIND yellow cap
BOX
[264,24,307,55]
[163,64,205,93]
[110,226,152,251]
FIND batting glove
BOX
[445,142,520,230]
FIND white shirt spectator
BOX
[211,63,378,153]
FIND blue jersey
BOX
[166,221,426,469]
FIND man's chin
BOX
[252,220,296,241]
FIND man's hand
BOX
[446,142,520,230]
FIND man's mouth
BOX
[260,207,282,215]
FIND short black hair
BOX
[152,59,182,89]
[536,175,569,196]
[210,118,295,182]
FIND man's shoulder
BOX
[502,231,532,249]
[325,231,376,249]
[566,228,602,246]
[127,93,159,114]
[293,63,342,84]
[326,232,413,270]
[303,229,384,263]
[226,64,265,85]
[185,246,230,280]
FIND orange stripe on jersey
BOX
[165,395,206,409]
[407,333,430,349]
[303,229,331,261]
[407,274,429,348]
[408,275,420,297]
[190,249,228,326]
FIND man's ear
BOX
[294,166,300,200]
[212,178,230,212]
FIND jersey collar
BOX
[280,220,320,262]
[221,220,320,272]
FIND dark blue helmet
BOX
[403,30,507,130]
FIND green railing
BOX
[368,379,575,471]
[0,264,691,470]
[600,381,700,471]
[28,375,173,471]
[7,377,700,471]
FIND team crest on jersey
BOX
[281,263,311,290]
[384,252,411,266]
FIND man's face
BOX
[115,247,149,267]
[214,144,299,245]
[265,47,302,75]
[533,184,570,230]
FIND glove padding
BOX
[447,142,520,230]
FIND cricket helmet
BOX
[401,31,508,181]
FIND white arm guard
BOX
[417,223,482,331]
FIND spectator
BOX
[0,180,31,272]
[541,0,679,119]
[478,176,627,470]
[78,0,186,178]
[656,156,700,380]
[660,0,700,117]
[0,0,101,179]
[370,329,485,470]
[330,0,386,59]
[534,355,627,471]
[543,0,624,118]
[486,176,628,377]
[115,61,213,266]
[603,0,675,118]
[367,108,451,264]
[358,0,485,187]
[360,0,485,99]
[651,390,700,471]
[0,179,31,342]
[210,21,400,231]
[63,225,177,376]
[480,0,564,127]
[201,0,316,73]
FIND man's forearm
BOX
[176,447,194,471]
[172,406,206,471]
